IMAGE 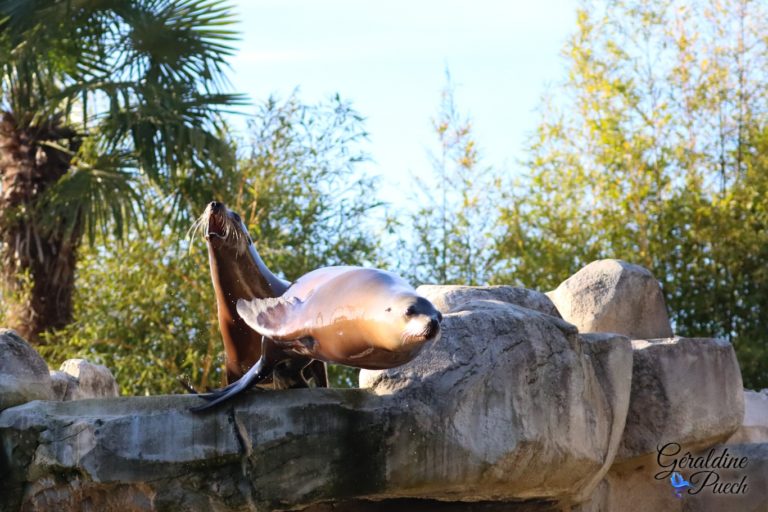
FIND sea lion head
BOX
[191,201,252,255]
[353,289,442,367]
[393,294,443,347]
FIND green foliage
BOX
[230,93,384,388]
[232,93,383,279]
[42,94,382,394]
[40,199,221,396]
[498,0,768,388]
[0,0,242,341]
[405,72,502,286]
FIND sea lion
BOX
[193,201,327,388]
[191,266,442,411]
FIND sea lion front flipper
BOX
[190,337,278,413]
[189,355,272,413]
[236,296,311,341]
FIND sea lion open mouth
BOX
[205,203,227,240]
[189,201,235,243]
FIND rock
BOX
[689,442,768,512]
[546,259,673,339]
[0,328,53,411]
[577,346,752,512]
[0,300,749,511]
[21,478,155,512]
[578,442,767,512]
[56,359,120,400]
[728,389,768,444]
[687,388,768,512]
[49,371,78,401]
[416,284,561,318]
[0,300,634,511]
[363,299,633,503]
[616,337,744,463]
[300,498,561,511]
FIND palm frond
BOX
[108,0,238,88]
[1,0,243,229]
[37,152,142,245]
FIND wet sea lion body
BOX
[240,266,442,369]
[192,265,442,411]
[198,201,327,388]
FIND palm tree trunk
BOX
[0,112,81,343]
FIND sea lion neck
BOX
[208,242,285,307]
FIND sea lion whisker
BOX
[185,215,207,254]
[185,218,199,241]
[186,214,207,241]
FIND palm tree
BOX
[0,0,242,342]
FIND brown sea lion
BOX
[191,266,442,411]
[193,201,327,388]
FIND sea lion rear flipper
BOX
[236,296,311,341]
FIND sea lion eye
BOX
[405,305,417,317]
[385,307,392,313]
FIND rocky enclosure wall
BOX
[0,259,764,512]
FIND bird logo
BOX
[670,471,692,498]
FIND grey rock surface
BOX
[0,282,749,512]
[547,259,673,339]
[616,337,744,463]
[577,442,766,512]
[1,299,633,511]
[0,328,53,411]
[417,284,561,318]
[56,358,120,400]
[362,299,633,503]
[49,370,78,401]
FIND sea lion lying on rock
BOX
[192,264,442,412]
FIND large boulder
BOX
[580,399,762,512]
[50,359,120,401]
[616,337,744,463]
[547,259,673,339]
[416,284,561,318]
[0,328,53,411]
[362,298,633,503]
[576,338,748,512]
[0,298,634,511]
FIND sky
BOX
[226,1,577,207]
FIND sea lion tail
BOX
[236,296,306,340]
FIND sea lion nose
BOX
[426,317,441,338]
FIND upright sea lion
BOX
[191,266,442,411]
[194,201,327,388]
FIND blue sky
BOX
[226,1,577,206]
